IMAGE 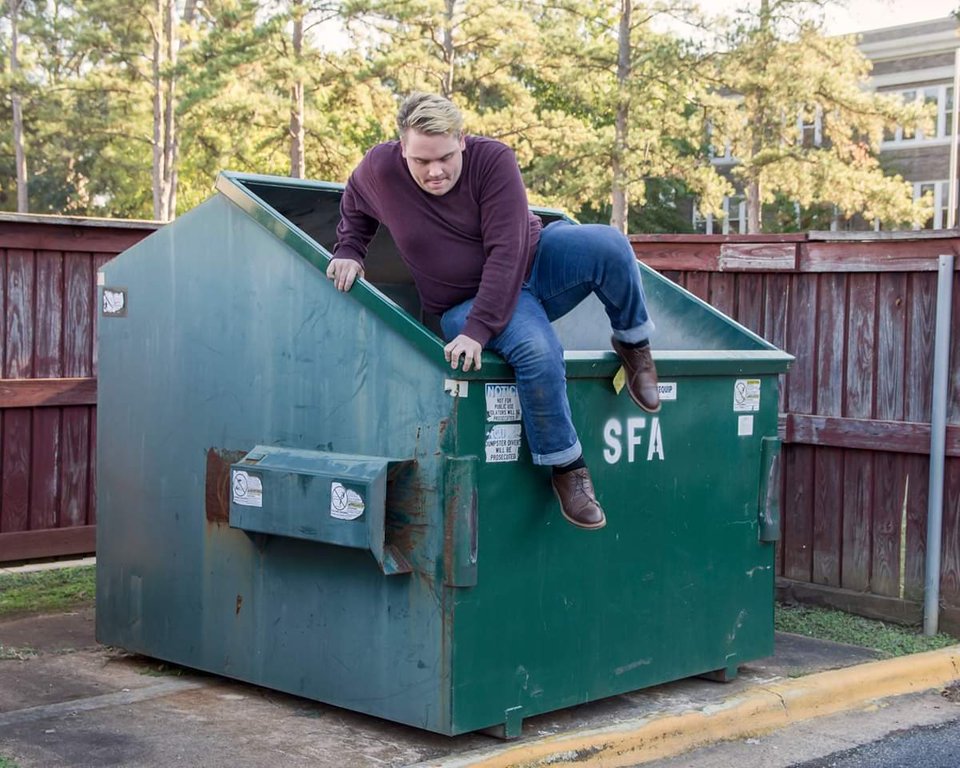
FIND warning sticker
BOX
[738,414,754,437]
[232,470,263,507]
[330,482,365,520]
[485,383,522,422]
[485,424,522,463]
[733,379,761,412]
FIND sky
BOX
[319,1,959,52]
[825,0,956,35]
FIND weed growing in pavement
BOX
[0,566,95,617]
[776,602,957,657]
[0,756,21,768]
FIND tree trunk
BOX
[746,179,761,233]
[610,0,631,233]
[151,0,179,221]
[290,0,305,178]
[10,0,29,213]
[441,0,456,98]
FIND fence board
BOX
[904,454,929,602]
[1,410,31,532]
[812,446,843,586]
[905,273,935,423]
[5,250,34,378]
[871,452,903,597]
[684,272,710,303]
[816,274,846,416]
[60,407,91,527]
[87,415,97,526]
[846,274,877,419]
[763,274,789,414]
[735,273,764,336]
[35,252,63,379]
[842,450,874,592]
[64,254,93,378]
[783,444,814,581]
[942,457,960,605]
[786,274,817,414]
[876,273,907,422]
[708,273,736,318]
[29,409,60,531]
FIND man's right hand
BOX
[326,258,364,292]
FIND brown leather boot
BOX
[551,467,606,530]
[611,337,661,413]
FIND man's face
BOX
[400,129,466,196]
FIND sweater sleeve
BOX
[333,164,380,265]
[460,146,535,347]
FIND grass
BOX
[0,757,21,768]
[776,602,958,658]
[0,566,96,618]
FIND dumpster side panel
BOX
[449,371,779,733]
[96,196,456,732]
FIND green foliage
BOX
[0,756,22,768]
[0,0,933,230]
[710,0,929,230]
[776,603,957,658]
[0,566,96,617]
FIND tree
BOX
[711,0,930,232]
[521,1,728,230]
[7,0,27,211]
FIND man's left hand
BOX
[444,334,482,372]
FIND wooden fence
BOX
[0,214,158,562]
[632,231,960,632]
[3,216,959,634]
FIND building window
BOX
[724,196,746,234]
[882,85,954,145]
[798,106,822,148]
[913,180,950,229]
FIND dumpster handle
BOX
[758,437,781,543]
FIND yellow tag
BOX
[613,366,626,395]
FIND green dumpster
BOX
[96,172,792,737]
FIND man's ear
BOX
[458,133,466,150]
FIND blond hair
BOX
[396,92,464,138]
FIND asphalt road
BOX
[792,717,960,768]
[641,689,960,768]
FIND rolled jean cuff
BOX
[532,438,582,467]
[612,318,656,346]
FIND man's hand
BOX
[326,258,364,292]
[444,334,483,372]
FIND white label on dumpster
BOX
[232,470,262,507]
[485,383,522,422]
[330,482,365,520]
[658,382,678,401]
[485,424,522,463]
[738,414,754,437]
[733,379,761,412]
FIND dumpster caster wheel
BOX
[481,706,524,740]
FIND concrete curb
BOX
[408,645,960,768]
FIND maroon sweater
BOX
[334,136,542,347]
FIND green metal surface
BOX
[97,172,793,737]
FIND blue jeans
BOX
[440,221,655,465]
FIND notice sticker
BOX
[658,382,678,401]
[232,470,263,507]
[485,424,522,463]
[330,482,365,520]
[738,414,754,437]
[102,288,127,317]
[485,383,522,422]
[733,379,761,412]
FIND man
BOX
[328,92,659,530]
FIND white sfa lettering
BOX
[602,417,665,464]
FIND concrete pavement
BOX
[0,604,958,768]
